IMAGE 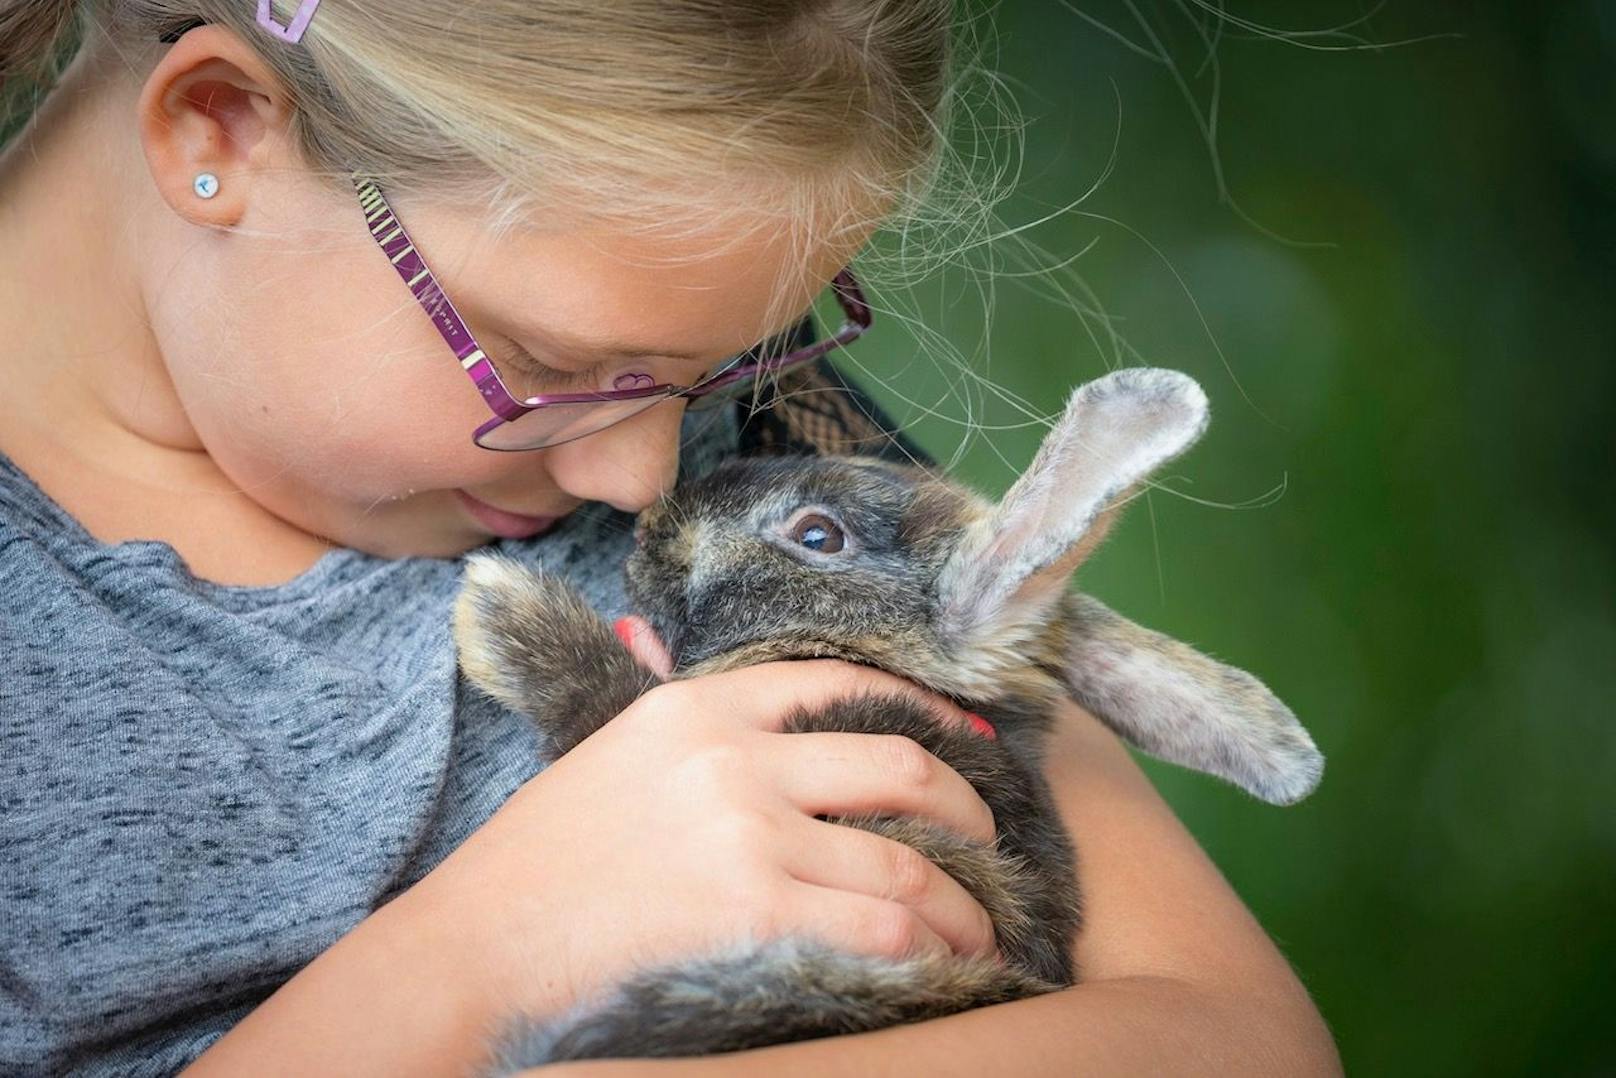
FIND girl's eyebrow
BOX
[518,303,815,366]
[524,320,715,364]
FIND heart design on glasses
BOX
[613,373,657,391]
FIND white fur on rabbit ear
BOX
[937,368,1209,654]
[1060,593,1324,804]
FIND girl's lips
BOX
[455,490,561,540]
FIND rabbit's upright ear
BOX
[937,368,1209,652]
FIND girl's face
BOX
[121,29,866,560]
[145,188,856,559]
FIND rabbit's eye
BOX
[790,513,845,553]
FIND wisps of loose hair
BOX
[0,1,1434,493]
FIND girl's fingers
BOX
[768,730,996,844]
[781,880,955,964]
[781,817,998,960]
[692,658,974,733]
[611,615,673,678]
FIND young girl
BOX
[0,2,1338,1074]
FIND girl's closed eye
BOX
[489,337,614,397]
[490,335,725,400]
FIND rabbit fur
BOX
[452,367,1324,1068]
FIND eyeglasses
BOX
[353,175,873,451]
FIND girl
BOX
[0,2,1338,1074]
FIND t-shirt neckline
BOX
[0,445,381,610]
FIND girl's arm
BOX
[179,660,1004,1077]
[534,699,1341,1077]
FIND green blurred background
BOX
[5,2,1609,1072]
[852,2,1615,1073]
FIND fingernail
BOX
[611,617,637,649]
[965,712,998,739]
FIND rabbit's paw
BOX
[453,554,652,745]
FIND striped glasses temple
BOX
[354,176,512,414]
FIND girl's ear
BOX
[138,27,298,228]
[937,368,1209,653]
[1060,593,1324,805]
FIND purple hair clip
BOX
[256,0,321,44]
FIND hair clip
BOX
[256,0,322,44]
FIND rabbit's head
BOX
[628,367,1204,693]
[628,452,989,685]
[627,367,1322,805]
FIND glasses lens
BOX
[474,392,674,451]
[473,276,869,450]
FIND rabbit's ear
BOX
[1062,593,1323,805]
[938,368,1209,651]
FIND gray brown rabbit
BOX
[452,367,1324,1069]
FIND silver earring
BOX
[193,173,220,199]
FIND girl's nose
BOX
[541,399,684,513]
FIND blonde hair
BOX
[3,1,960,243]
[3,0,1031,453]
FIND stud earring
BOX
[193,173,220,199]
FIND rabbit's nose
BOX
[632,519,647,545]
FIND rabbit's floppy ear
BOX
[1060,593,1323,805]
[937,368,1209,652]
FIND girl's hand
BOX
[401,658,999,1024]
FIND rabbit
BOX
[451,367,1324,1069]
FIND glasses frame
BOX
[353,175,874,451]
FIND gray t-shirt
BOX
[0,408,740,1075]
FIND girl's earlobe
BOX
[138,27,291,228]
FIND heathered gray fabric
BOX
[0,408,740,1076]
